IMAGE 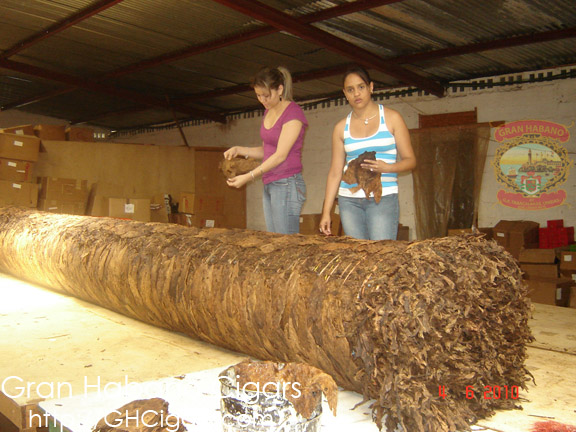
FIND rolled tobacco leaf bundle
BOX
[0,207,533,432]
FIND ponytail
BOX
[250,66,293,101]
[277,66,293,101]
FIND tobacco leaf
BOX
[341,151,382,202]
[231,359,338,418]
[219,157,261,179]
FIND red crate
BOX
[558,227,575,245]
[547,219,564,229]
[539,228,551,248]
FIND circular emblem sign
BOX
[492,120,572,210]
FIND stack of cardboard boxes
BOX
[519,248,572,307]
[108,197,151,221]
[1,123,96,215]
[169,192,228,229]
[493,220,540,259]
[65,126,95,142]
[170,192,196,227]
[4,124,96,142]
[87,187,154,223]
[0,126,40,208]
[37,177,90,215]
[560,249,576,308]
[34,124,66,141]
[490,219,575,308]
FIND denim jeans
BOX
[338,194,399,240]
[263,173,306,234]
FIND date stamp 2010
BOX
[438,385,520,400]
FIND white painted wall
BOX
[3,68,575,239]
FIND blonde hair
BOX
[251,66,293,101]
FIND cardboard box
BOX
[194,215,224,228]
[526,277,572,306]
[398,224,409,241]
[151,194,170,223]
[65,126,95,142]
[34,124,66,141]
[170,213,194,227]
[171,213,223,229]
[38,199,86,215]
[0,133,41,162]
[300,214,322,235]
[195,195,224,215]
[87,195,108,217]
[0,180,39,207]
[518,248,558,264]
[520,263,559,279]
[38,177,89,202]
[1,125,35,136]
[178,192,195,214]
[561,269,576,284]
[300,212,342,236]
[108,198,150,222]
[85,182,122,217]
[0,158,34,182]
[493,220,539,258]
[560,252,576,271]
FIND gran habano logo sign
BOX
[492,120,573,210]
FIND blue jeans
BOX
[338,194,399,240]
[263,173,306,234]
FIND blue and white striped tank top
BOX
[339,104,398,198]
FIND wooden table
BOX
[1,272,575,431]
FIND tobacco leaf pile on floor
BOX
[0,207,534,432]
[228,359,338,418]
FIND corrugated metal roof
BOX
[0,0,575,132]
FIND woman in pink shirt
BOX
[224,66,308,234]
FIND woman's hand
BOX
[224,146,242,160]
[319,214,332,235]
[226,172,252,189]
[360,159,392,173]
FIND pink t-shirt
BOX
[261,101,308,184]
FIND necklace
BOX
[363,114,377,125]
[354,111,377,125]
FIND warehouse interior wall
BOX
[35,140,197,203]
[2,69,574,239]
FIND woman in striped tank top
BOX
[319,65,416,240]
